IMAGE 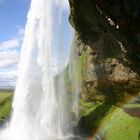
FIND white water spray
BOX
[0,0,80,140]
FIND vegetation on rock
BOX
[68,0,140,139]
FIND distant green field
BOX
[0,91,12,101]
[0,90,13,120]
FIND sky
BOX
[0,0,73,89]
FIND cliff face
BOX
[69,0,140,103]
[68,1,140,138]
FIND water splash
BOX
[0,0,79,140]
[69,36,81,122]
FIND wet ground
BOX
[124,108,140,118]
[124,96,140,118]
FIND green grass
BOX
[0,91,12,102]
[97,107,140,140]
[78,99,140,140]
[124,104,140,108]
[0,90,13,120]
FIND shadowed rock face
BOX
[69,0,140,102]
[69,0,140,47]
[68,1,140,137]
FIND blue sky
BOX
[0,0,73,88]
[0,0,31,88]
[0,0,30,39]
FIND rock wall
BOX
[69,0,140,103]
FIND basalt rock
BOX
[69,0,140,103]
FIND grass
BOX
[0,90,13,120]
[79,99,140,140]
[96,106,140,140]
[0,91,12,102]
[124,104,140,108]
[0,89,140,140]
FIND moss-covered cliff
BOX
[69,0,140,103]
[68,0,140,139]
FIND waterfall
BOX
[0,0,80,140]
[69,36,81,123]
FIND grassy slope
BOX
[98,107,140,140]
[80,100,140,140]
[0,91,13,120]
[0,90,140,140]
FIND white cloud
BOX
[0,49,19,68]
[0,50,19,87]
[0,70,17,88]
[0,59,17,68]
[0,27,24,88]
[0,26,24,51]
[0,71,17,79]
[0,27,24,69]
[14,26,25,37]
[0,39,20,51]
[0,50,19,58]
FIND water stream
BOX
[0,0,79,140]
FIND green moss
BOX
[97,107,140,140]
[79,99,103,116]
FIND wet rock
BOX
[69,0,140,103]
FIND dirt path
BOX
[124,108,140,118]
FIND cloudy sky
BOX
[0,0,72,89]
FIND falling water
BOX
[69,36,81,122]
[0,0,80,140]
